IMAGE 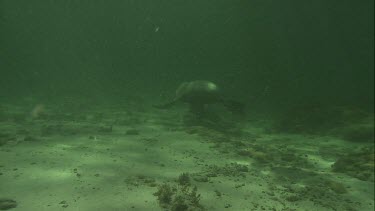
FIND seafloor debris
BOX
[0,198,17,210]
[333,124,374,143]
[59,200,68,208]
[185,126,230,143]
[274,104,374,142]
[325,180,348,194]
[332,146,375,182]
[202,163,249,178]
[153,173,204,211]
[0,133,15,146]
[23,136,39,142]
[272,180,355,210]
[124,175,157,188]
[274,104,347,133]
[177,172,191,186]
[154,183,203,211]
[182,110,243,136]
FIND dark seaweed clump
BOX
[0,198,17,210]
[154,173,204,211]
[177,172,191,186]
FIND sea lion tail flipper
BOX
[153,100,177,109]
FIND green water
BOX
[0,1,374,210]
[1,1,373,108]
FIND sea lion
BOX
[154,80,245,115]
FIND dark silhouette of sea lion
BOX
[154,80,245,116]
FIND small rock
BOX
[125,129,139,135]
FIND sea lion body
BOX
[155,80,244,115]
[174,81,221,104]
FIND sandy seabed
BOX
[0,99,374,211]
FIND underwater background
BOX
[0,0,374,210]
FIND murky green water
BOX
[0,1,373,210]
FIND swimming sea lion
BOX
[154,80,245,115]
